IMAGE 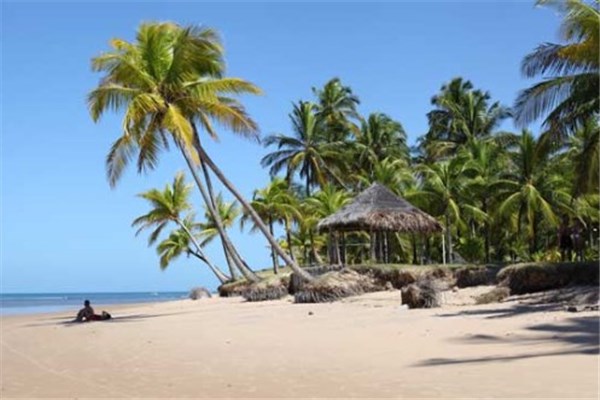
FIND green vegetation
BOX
[89,2,599,291]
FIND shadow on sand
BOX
[415,311,599,367]
[22,312,193,328]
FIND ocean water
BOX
[0,292,188,316]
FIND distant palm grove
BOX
[89,0,599,284]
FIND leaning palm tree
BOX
[133,173,230,283]
[514,0,599,138]
[89,22,313,282]
[156,218,230,283]
[240,178,301,274]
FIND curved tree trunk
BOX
[197,145,314,282]
[178,146,260,283]
[175,219,230,284]
[269,218,279,275]
[284,218,296,261]
[188,249,231,284]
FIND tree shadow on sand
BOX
[22,312,193,328]
[414,315,599,367]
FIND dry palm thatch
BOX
[317,183,442,234]
[242,279,289,302]
[294,269,378,303]
[401,278,442,309]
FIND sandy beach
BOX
[1,289,598,399]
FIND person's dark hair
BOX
[84,300,90,306]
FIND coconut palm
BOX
[496,130,572,255]
[514,0,599,137]
[354,113,410,177]
[460,138,510,261]
[261,101,347,196]
[240,178,301,274]
[313,77,361,141]
[197,193,241,246]
[419,78,510,161]
[193,193,242,279]
[413,156,477,262]
[89,22,313,282]
[133,173,230,283]
[156,217,230,283]
[563,118,600,196]
[303,185,352,264]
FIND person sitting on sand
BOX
[75,300,111,322]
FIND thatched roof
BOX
[317,183,442,234]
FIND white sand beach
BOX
[1,289,598,399]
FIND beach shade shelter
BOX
[317,183,443,264]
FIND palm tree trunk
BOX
[196,145,314,282]
[284,219,296,261]
[192,123,256,281]
[445,213,453,263]
[175,219,230,283]
[188,249,230,284]
[269,218,279,275]
[178,146,260,283]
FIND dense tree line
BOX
[90,1,599,283]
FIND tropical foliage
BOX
[92,3,599,288]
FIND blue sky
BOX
[2,1,560,293]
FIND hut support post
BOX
[341,232,346,265]
[335,232,341,265]
[442,230,446,265]
[370,230,376,263]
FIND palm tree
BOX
[195,193,241,279]
[413,156,476,262]
[354,113,409,178]
[313,77,361,141]
[156,218,230,283]
[303,185,351,264]
[261,101,347,196]
[496,130,572,256]
[240,178,300,274]
[461,138,510,261]
[563,118,600,197]
[133,173,230,283]
[88,22,313,282]
[419,78,510,161]
[514,0,599,137]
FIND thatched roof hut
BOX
[317,183,442,234]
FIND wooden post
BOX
[370,230,376,263]
[442,230,446,265]
[341,232,346,265]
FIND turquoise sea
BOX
[0,292,189,316]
